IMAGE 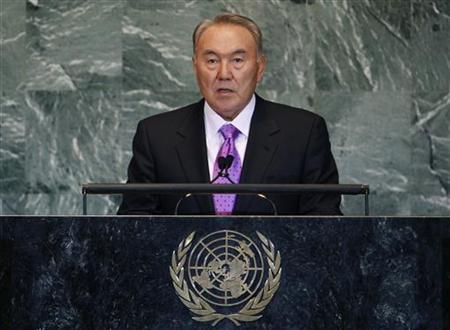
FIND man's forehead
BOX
[196,24,257,51]
[198,24,256,45]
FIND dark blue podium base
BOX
[0,216,449,329]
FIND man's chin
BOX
[211,104,244,120]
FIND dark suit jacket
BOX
[118,95,342,215]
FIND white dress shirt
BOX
[204,94,256,181]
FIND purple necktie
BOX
[213,124,242,215]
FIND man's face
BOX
[192,24,266,120]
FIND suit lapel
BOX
[234,95,280,213]
[175,100,214,213]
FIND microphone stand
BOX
[175,155,278,215]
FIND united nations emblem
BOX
[170,230,282,326]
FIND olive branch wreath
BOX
[169,231,282,326]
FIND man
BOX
[118,13,341,215]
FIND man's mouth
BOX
[216,88,235,94]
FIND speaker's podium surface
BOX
[1,184,449,329]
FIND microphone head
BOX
[225,155,234,168]
[218,156,227,170]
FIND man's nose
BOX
[217,61,232,80]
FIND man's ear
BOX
[256,55,267,83]
[192,56,197,75]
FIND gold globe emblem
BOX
[170,230,282,326]
[188,230,264,307]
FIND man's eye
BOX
[233,58,244,63]
[207,59,218,64]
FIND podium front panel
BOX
[0,216,449,329]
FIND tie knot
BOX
[219,124,240,140]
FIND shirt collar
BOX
[204,94,256,137]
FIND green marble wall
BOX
[1,0,449,215]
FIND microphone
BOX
[224,155,234,169]
[210,155,235,183]
[218,157,227,173]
